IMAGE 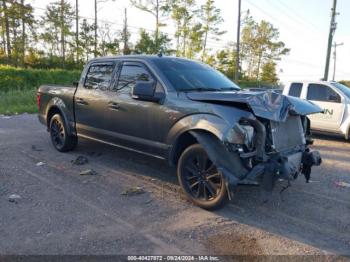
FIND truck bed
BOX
[37,85,77,131]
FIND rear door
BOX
[74,61,117,139]
[306,83,345,131]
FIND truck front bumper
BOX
[239,150,322,191]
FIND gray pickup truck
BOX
[38,55,322,210]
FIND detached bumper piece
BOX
[302,151,322,183]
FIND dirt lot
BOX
[0,114,350,257]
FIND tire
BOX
[177,144,228,210]
[49,114,77,152]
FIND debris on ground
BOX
[121,186,146,196]
[71,156,89,165]
[79,169,97,176]
[144,199,153,204]
[36,162,45,167]
[335,181,350,188]
[8,194,21,203]
[31,145,43,152]
[87,152,103,157]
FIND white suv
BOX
[283,81,350,140]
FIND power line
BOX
[264,0,314,32]
[244,0,300,34]
[274,0,322,32]
[29,2,156,33]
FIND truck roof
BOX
[89,55,193,63]
[286,80,338,85]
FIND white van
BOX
[283,81,350,140]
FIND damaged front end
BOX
[188,91,323,199]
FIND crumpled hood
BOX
[186,90,323,122]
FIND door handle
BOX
[76,97,88,105]
[108,102,120,110]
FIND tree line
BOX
[0,0,289,84]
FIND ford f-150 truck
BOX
[38,55,322,210]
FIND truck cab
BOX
[283,81,350,139]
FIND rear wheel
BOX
[177,144,227,210]
[49,114,77,152]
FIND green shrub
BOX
[0,89,37,115]
[339,81,350,88]
[0,66,81,115]
[0,66,81,92]
[238,80,279,89]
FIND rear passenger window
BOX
[307,84,341,103]
[288,83,303,97]
[85,63,115,90]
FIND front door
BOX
[306,83,345,131]
[105,61,168,156]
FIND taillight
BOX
[37,93,41,111]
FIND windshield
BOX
[152,58,240,92]
[331,82,350,98]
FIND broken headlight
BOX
[225,123,255,149]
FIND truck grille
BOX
[270,116,305,152]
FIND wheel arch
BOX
[346,124,350,140]
[169,129,221,166]
[167,114,229,166]
[46,98,75,136]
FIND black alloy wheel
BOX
[51,117,65,149]
[49,114,77,152]
[177,144,227,210]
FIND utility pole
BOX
[60,0,65,67]
[21,0,26,66]
[332,42,343,81]
[2,0,11,58]
[94,0,98,57]
[234,0,242,83]
[94,0,115,57]
[123,8,130,55]
[323,0,338,81]
[76,0,79,64]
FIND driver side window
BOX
[113,64,153,93]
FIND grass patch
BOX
[0,66,81,92]
[0,66,81,115]
[0,89,37,115]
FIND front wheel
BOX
[49,114,77,152]
[177,144,228,210]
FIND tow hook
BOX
[302,151,322,183]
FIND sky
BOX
[30,0,350,83]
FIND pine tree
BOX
[261,60,279,84]
[131,0,169,50]
[199,0,225,61]
[78,19,95,62]
[41,0,75,67]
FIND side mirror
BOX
[132,81,163,102]
[328,94,340,103]
[73,81,79,88]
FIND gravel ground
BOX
[0,114,349,257]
